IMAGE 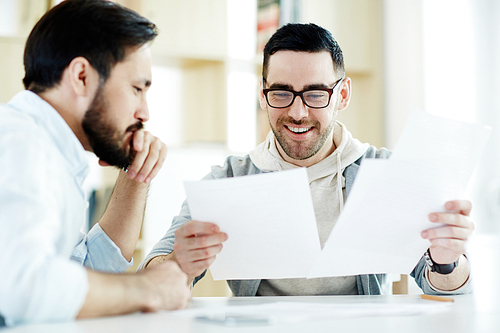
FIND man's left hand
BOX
[421,200,474,264]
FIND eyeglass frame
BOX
[262,77,344,109]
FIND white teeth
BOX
[287,126,310,133]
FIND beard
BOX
[82,86,143,170]
[271,115,335,161]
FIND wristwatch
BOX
[424,249,459,275]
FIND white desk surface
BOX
[3,294,499,333]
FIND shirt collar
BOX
[8,90,89,185]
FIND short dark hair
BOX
[23,0,158,93]
[262,23,344,80]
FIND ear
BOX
[258,78,268,110]
[337,77,352,111]
[66,57,100,98]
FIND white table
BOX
[3,294,500,333]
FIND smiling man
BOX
[0,0,190,327]
[140,23,473,297]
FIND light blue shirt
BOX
[0,91,131,326]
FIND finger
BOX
[182,256,216,276]
[128,133,152,181]
[428,238,466,253]
[445,200,472,216]
[135,137,166,183]
[142,142,167,183]
[134,138,160,183]
[174,232,228,252]
[177,244,223,263]
[132,128,145,152]
[428,212,472,228]
[175,221,221,238]
[421,225,472,241]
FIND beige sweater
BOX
[249,122,369,296]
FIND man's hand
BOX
[421,200,474,264]
[138,261,191,312]
[78,261,191,319]
[99,130,167,184]
[127,130,167,183]
[173,220,228,280]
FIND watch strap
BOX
[424,249,459,275]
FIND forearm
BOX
[427,255,470,291]
[77,269,154,319]
[99,170,149,261]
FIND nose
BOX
[135,95,150,122]
[287,95,309,121]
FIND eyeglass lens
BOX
[267,90,330,108]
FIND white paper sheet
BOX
[308,110,491,278]
[172,301,451,324]
[183,168,321,280]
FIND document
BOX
[183,168,321,280]
[173,300,451,324]
[308,111,491,278]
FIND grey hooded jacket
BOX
[139,146,472,296]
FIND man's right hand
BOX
[173,220,228,280]
[78,261,191,319]
[139,261,191,312]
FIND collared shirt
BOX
[0,91,131,326]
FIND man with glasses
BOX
[140,23,472,296]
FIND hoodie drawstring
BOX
[337,153,344,211]
[273,150,343,211]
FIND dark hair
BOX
[262,23,344,79]
[23,0,158,93]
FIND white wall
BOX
[383,0,425,149]
[384,0,499,233]
[143,145,230,255]
[470,0,500,234]
[383,0,500,294]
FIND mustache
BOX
[279,117,317,127]
[126,122,144,133]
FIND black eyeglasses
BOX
[262,77,344,109]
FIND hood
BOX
[249,121,369,182]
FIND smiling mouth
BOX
[286,125,312,134]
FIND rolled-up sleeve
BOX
[72,223,133,273]
[137,200,190,271]
[411,255,472,295]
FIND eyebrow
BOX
[268,82,293,90]
[303,83,332,90]
[267,82,334,90]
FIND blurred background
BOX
[1,0,498,297]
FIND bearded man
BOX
[0,0,190,327]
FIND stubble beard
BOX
[271,116,335,161]
[82,85,143,170]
